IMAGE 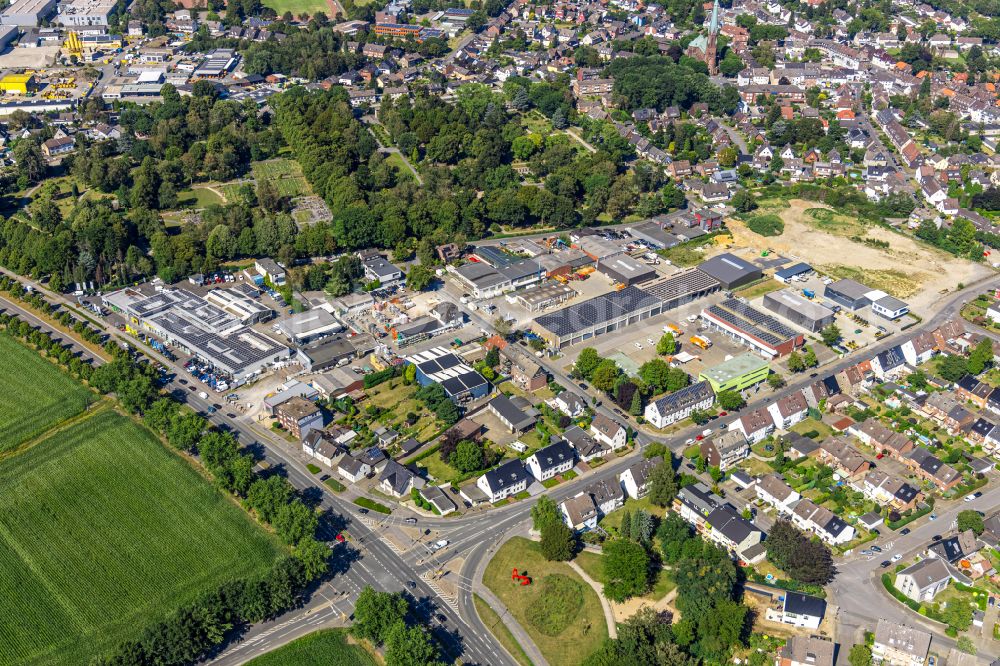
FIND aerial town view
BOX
[6,0,1000,664]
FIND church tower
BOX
[706,0,720,76]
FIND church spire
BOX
[706,0,720,75]
[709,0,720,35]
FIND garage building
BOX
[598,254,657,286]
[698,253,763,290]
[642,268,720,309]
[532,286,663,349]
[763,289,836,332]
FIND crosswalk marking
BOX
[421,573,461,613]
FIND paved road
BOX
[830,478,1000,657]
[6,265,1000,663]
[0,273,515,666]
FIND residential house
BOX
[526,440,575,481]
[563,425,608,462]
[902,331,936,365]
[817,438,871,479]
[776,636,835,666]
[590,413,627,450]
[733,407,776,444]
[780,592,826,629]
[674,481,725,531]
[767,392,809,429]
[850,418,914,458]
[927,529,980,564]
[903,447,962,491]
[700,430,749,471]
[499,343,548,391]
[275,396,323,439]
[861,470,920,511]
[477,459,531,502]
[791,498,855,544]
[871,345,907,379]
[756,473,801,513]
[620,455,663,499]
[420,486,457,515]
[871,620,931,666]
[378,459,424,498]
[554,391,587,418]
[337,456,371,483]
[302,430,346,468]
[561,493,599,531]
[894,558,954,602]
[955,374,992,408]
[705,504,764,557]
[644,380,715,428]
[584,477,625,515]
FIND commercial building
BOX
[450,259,544,299]
[697,253,762,289]
[56,0,117,26]
[639,268,720,309]
[103,287,289,384]
[0,73,35,94]
[296,335,369,373]
[596,254,657,286]
[203,287,273,324]
[194,49,238,78]
[701,298,804,357]
[698,353,770,393]
[278,309,343,345]
[1,0,57,26]
[513,282,577,312]
[762,289,836,332]
[773,262,812,283]
[532,286,663,349]
[823,278,909,319]
[407,346,491,402]
[255,258,285,285]
[872,294,909,320]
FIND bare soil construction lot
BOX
[723,199,994,310]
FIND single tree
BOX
[603,539,650,602]
[540,520,575,561]
[957,509,985,535]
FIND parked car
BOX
[932,534,942,541]
[900,528,910,536]
[891,554,902,562]
[880,560,891,568]
[404,517,417,524]
[870,545,882,553]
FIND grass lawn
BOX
[657,234,719,267]
[0,332,94,454]
[0,409,282,666]
[473,594,533,666]
[733,279,784,300]
[246,629,377,666]
[176,186,225,208]
[790,417,833,440]
[819,264,919,300]
[354,497,391,514]
[598,495,667,533]
[418,450,461,484]
[261,0,329,16]
[483,537,607,666]
[383,151,414,181]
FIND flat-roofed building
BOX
[597,254,657,286]
[762,289,836,332]
[203,287,273,324]
[532,286,663,349]
[697,253,762,289]
[702,298,804,358]
[56,0,117,26]
[278,309,343,345]
[1,0,56,26]
[698,353,770,393]
[514,282,577,312]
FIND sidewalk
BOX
[567,561,618,639]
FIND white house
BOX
[590,413,627,450]
[620,456,663,499]
[644,380,714,428]
[553,391,587,418]
[779,592,826,629]
[477,459,531,502]
[872,620,931,666]
[732,407,775,444]
[561,493,599,531]
[337,456,371,483]
[901,331,936,365]
[894,558,954,602]
[755,473,801,513]
[791,498,855,545]
[767,393,808,429]
[526,440,575,482]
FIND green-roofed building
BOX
[699,353,770,393]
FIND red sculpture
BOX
[511,568,531,586]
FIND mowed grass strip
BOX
[245,628,377,666]
[0,410,282,666]
[0,332,93,453]
[483,537,607,666]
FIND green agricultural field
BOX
[246,629,377,666]
[0,332,93,454]
[261,0,330,16]
[0,410,282,666]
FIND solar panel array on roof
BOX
[641,268,720,302]
[534,286,661,338]
[706,298,799,348]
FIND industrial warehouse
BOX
[762,289,837,333]
[532,286,665,349]
[824,278,910,320]
[103,287,289,384]
[701,298,804,358]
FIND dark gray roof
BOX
[482,459,531,492]
[534,286,661,337]
[530,439,575,472]
[697,252,761,284]
[489,394,536,430]
[784,591,826,619]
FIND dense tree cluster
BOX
[605,56,740,114]
[352,587,447,666]
[765,521,835,585]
